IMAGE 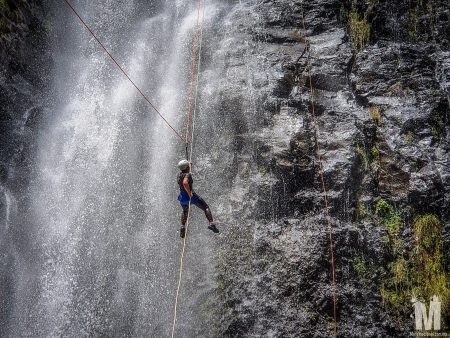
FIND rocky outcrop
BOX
[207,0,449,337]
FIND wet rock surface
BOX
[206,0,449,337]
[0,0,50,334]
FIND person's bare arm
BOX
[183,177,192,198]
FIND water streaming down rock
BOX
[1,1,226,337]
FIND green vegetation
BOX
[348,10,371,50]
[407,5,420,42]
[216,277,226,290]
[380,213,449,324]
[355,143,380,172]
[355,146,369,171]
[369,105,381,124]
[407,0,437,43]
[413,214,448,308]
[374,199,402,235]
[342,0,377,49]
[405,131,414,144]
[259,164,267,178]
[430,110,446,141]
[353,255,373,285]
[370,145,380,165]
[357,202,369,221]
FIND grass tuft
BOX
[374,199,402,235]
[369,105,381,124]
[348,10,371,50]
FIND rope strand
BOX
[171,2,204,337]
[184,0,203,145]
[62,0,184,142]
[189,4,206,159]
[300,2,338,337]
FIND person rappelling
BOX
[177,159,219,238]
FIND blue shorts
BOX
[178,191,199,206]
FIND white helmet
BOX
[178,159,189,171]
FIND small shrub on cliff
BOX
[357,202,369,221]
[369,105,381,124]
[355,146,369,171]
[348,10,371,50]
[407,5,420,42]
[355,143,380,172]
[353,255,373,285]
[405,131,414,144]
[374,199,402,235]
[371,145,380,165]
[407,0,437,43]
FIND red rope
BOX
[63,0,185,142]
[301,3,338,337]
[184,0,202,145]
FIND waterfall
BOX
[4,1,225,336]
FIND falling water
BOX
[2,1,226,337]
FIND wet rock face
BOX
[0,0,48,180]
[212,0,449,337]
[0,1,49,334]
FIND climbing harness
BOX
[300,2,338,337]
[63,0,184,142]
[171,1,205,337]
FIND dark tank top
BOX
[177,172,193,193]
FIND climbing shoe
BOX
[208,224,219,233]
[180,227,186,238]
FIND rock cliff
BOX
[206,0,449,337]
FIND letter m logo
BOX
[412,295,441,331]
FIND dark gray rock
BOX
[206,0,449,337]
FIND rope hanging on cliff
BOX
[300,2,338,337]
[171,1,204,337]
[62,0,185,142]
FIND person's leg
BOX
[193,193,213,223]
[181,205,189,225]
[193,193,219,233]
[180,204,189,238]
